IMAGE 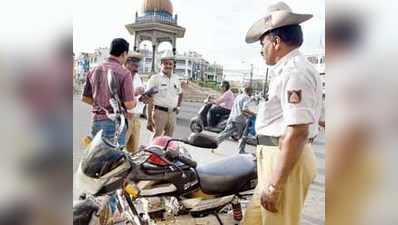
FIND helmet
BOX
[81,131,130,178]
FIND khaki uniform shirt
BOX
[255,49,322,138]
[146,72,182,109]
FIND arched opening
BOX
[135,40,174,74]
[157,41,173,53]
[138,40,153,52]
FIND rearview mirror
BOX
[187,133,218,149]
[107,70,119,98]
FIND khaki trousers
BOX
[153,109,176,138]
[125,115,141,153]
[243,144,317,225]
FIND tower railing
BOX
[135,15,177,25]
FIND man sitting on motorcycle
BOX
[216,86,255,153]
[207,81,235,127]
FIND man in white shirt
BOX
[146,50,183,138]
[124,51,145,153]
[243,2,322,225]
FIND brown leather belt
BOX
[256,135,316,146]
[155,105,177,113]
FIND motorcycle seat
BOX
[197,154,256,195]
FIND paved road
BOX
[73,96,325,225]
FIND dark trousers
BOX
[207,106,231,127]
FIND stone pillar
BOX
[133,34,138,52]
[151,44,156,73]
[172,38,176,56]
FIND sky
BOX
[73,0,325,72]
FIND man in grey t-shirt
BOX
[216,86,254,153]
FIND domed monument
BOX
[126,0,185,73]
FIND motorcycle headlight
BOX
[81,135,92,149]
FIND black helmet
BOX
[81,131,130,178]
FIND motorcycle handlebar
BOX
[177,154,197,168]
[165,151,197,168]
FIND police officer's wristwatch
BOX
[267,184,282,194]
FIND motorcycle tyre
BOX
[190,118,203,133]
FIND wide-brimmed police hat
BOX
[245,1,313,44]
[127,51,143,63]
[160,50,175,61]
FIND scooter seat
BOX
[197,154,256,195]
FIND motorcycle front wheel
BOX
[190,118,203,133]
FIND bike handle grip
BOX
[177,155,197,168]
[165,151,197,168]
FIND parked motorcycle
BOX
[74,130,257,225]
[73,71,257,225]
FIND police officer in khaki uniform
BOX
[243,2,322,225]
[124,51,145,153]
[146,50,183,138]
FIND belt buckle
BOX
[270,137,279,146]
[257,135,280,146]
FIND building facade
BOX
[137,49,220,82]
[74,47,109,81]
[206,63,223,82]
[305,51,325,96]
[175,51,209,80]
